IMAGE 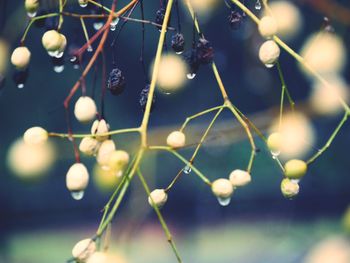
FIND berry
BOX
[267,132,282,154]
[284,159,307,179]
[228,10,243,30]
[139,84,156,112]
[96,140,116,168]
[107,150,129,175]
[25,0,39,14]
[23,127,48,146]
[211,178,234,199]
[66,163,89,192]
[166,131,186,148]
[171,33,185,54]
[258,40,280,67]
[42,30,65,52]
[107,68,126,95]
[183,49,200,76]
[148,189,168,208]
[91,119,109,141]
[155,8,165,30]
[74,96,97,123]
[196,38,214,64]
[11,47,31,69]
[258,16,278,39]
[280,178,299,198]
[229,169,251,187]
[79,137,100,156]
[72,238,96,262]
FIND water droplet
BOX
[110,25,116,31]
[183,165,192,174]
[73,64,80,70]
[115,170,123,177]
[27,11,37,18]
[17,83,24,89]
[87,46,93,52]
[93,22,103,31]
[217,197,231,206]
[79,1,88,7]
[70,56,77,62]
[186,73,196,79]
[54,65,64,73]
[291,179,300,184]
[271,150,281,157]
[175,51,183,55]
[111,18,119,27]
[264,63,275,68]
[255,0,261,10]
[48,50,59,57]
[71,190,84,200]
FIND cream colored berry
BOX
[267,132,282,154]
[91,119,109,141]
[96,140,116,167]
[42,30,64,51]
[72,238,96,263]
[258,16,278,39]
[280,178,299,198]
[11,46,31,69]
[74,96,97,123]
[229,169,251,187]
[259,40,280,67]
[79,137,100,156]
[284,159,307,179]
[86,252,107,263]
[211,178,234,198]
[66,163,89,191]
[107,150,129,173]
[25,0,39,13]
[23,126,48,146]
[148,189,168,208]
[166,131,186,148]
[58,33,67,53]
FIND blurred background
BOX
[1,0,350,262]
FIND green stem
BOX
[307,112,349,164]
[48,127,140,139]
[80,17,92,50]
[276,61,295,114]
[137,169,182,263]
[58,0,64,30]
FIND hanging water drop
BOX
[291,179,300,184]
[47,50,59,57]
[54,65,64,73]
[70,56,77,62]
[87,46,93,52]
[79,1,88,7]
[264,63,275,68]
[27,11,37,18]
[255,0,262,10]
[93,22,103,31]
[17,83,24,89]
[217,197,231,206]
[186,73,196,80]
[55,51,64,58]
[71,190,85,200]
[183,165,192,174]
[271,150,281,157]
[176,51,183,55]
[110,25,116,31]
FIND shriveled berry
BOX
[171,33,185,54]
[13,69,29,88]
[155,8,165,30]
[228,10,243,30]
[183,49,200,76]
[139,84,156,112]
[107,68,126,95]
[196,38,214,64]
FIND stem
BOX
[307,112,349,164]
[137,169,182,262]
[58,0,64,30]
[48,127,140,139]
[149,146,211,185]
[80,17,92,51]
[276,62,295,113]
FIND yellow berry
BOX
[148,189,168,208]
[74,96,97,123]
[72,238,96,263]
[107,150,129,173]
[23,126,48,146]
[259,40,280,67]
[211,178,234,199]
[166,131,186,148]
[42,30,64,52]
[258,16,278,39]
[229,169,251,187]
[280,178,299,198]
[284,159,307,179]
[267,132,282,154]
[11,46,31,69]
[96,140,116,168]
[25,0,39,14]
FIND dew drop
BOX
[27,11,37,18]
[110,25,116,31]
[73,64,80,70]
[55,51,64,58]
[183,165,192,174]
[54,65,64,73]
[264,63,275,68]
[17,83,24,89]
[79,2,88,7]
[111,18,119,27]
[93,22,103,31]
[186,73,196,79]
[271,150,281,157]
[255,0,262,10]
[87,46,93,52]
[217,197,231,206]
[71,190,84,200]
[48,50,59,57]
[175,51,183,55]
[70,56,77,62]
[291,179,300,184]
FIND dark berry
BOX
[13,69,29,88]
[196,38,214,64]
[171,33,185,54]
[228,10,243,30]
[155,8,165,30]
[183,49,200,76]
[107,68,126,95]
[139,84,155,112]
